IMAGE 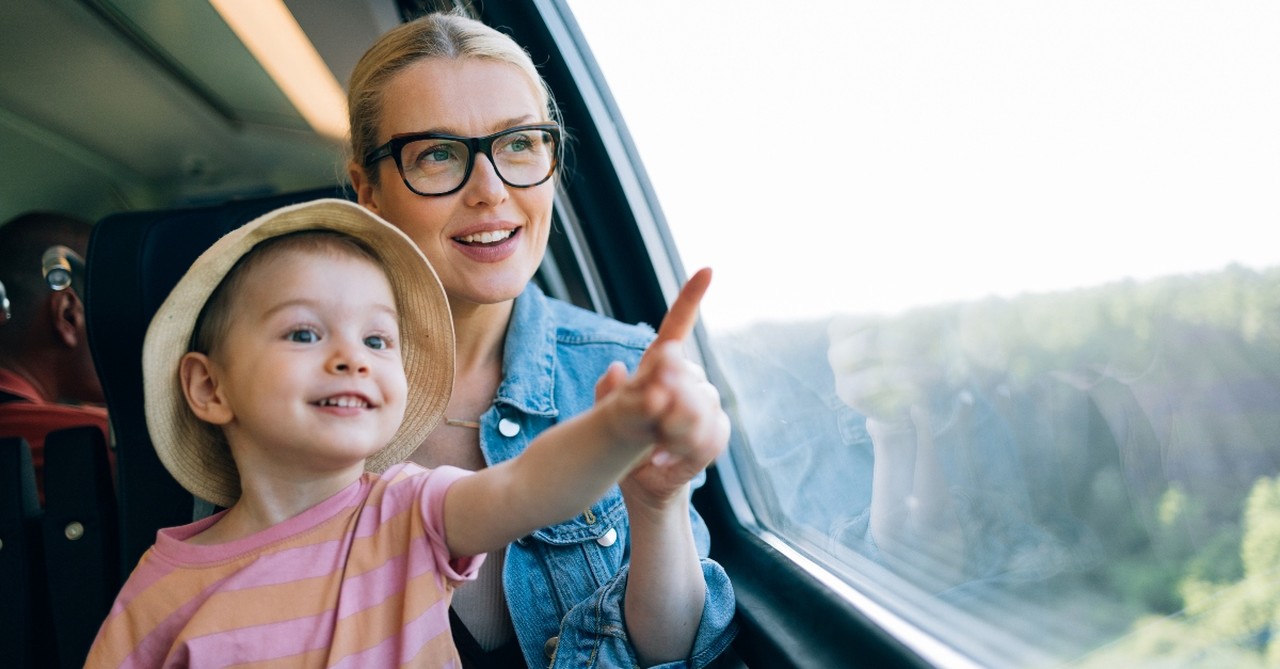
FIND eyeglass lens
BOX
[399,127,557,195]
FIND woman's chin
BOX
[446,275,532,308]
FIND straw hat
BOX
[142,198,454,508]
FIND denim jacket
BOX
[477,283,737,668]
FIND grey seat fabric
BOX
[84,187,350,578]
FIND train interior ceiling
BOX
[0,0,398,224]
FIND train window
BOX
[570,2,1280,667]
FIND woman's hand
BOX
[596,268,724,665]
[596,268,730,508]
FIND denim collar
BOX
[493,282,559,418]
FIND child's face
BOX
[208,247,408,473]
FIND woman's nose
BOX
[463,152,508,206]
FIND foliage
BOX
[720,263,1280,665]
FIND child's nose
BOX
[328,341,370,375]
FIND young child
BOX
[85,199,727,667]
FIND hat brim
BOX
[142,198,454,509]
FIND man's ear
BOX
[180,352,233,425]
[348,161,380,215]
[49,290,84,349]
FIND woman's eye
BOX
[364,334,391,350]
[499,133,534,153]
[286,329,318,343]
[411,143,459,166]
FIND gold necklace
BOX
[444,418,481,429]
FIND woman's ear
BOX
[180,352,233,425]
[347,161,379,214]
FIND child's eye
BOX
[364,334,391,350]
[286,329,319,344]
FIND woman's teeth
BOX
[456,229,513,244]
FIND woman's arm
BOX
[613,269,729,665]
[622,482,708,666]
[616,358,725,665]
[618,374,726,665]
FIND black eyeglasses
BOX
[364,124,561,197]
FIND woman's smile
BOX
[451,224,522,262]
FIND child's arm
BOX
[442,270,728,559]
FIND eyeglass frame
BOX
[363,123,562,197]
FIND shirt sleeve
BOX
[419,464,486,585]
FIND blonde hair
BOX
[347,12,559,186]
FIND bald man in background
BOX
[0,212,113,503]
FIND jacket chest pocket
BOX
[523,487,628,585]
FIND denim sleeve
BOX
[549,471,737,668]
[551,557,738,668]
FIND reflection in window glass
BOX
[569,2,1280,666]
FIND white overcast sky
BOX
[566,2,1280,331]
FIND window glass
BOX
[568,2,1280,666]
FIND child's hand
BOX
[595,269,730,505]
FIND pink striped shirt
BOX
[86,463,482,668]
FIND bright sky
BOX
[567,2,1280,331]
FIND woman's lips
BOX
[451,226,521,261]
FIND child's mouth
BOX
[316,395,370,408]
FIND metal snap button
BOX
[596,528,618,547]
[543,635,559,659]
[498,418,520,437]
[65,521,85,541]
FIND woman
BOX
[345,12,736,669]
